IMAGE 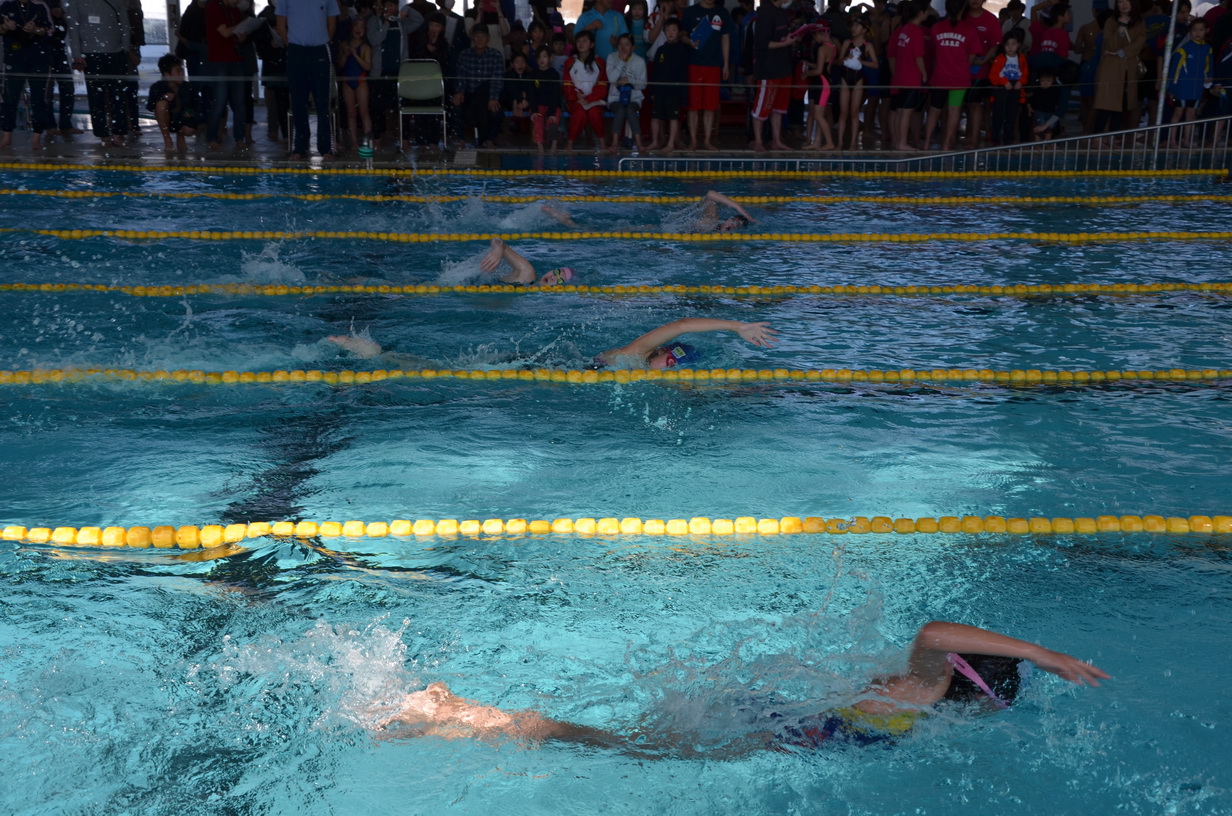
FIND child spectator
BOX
[606,32,647,151]
[928,0,981,151]
[147,53,202,150]
[529,46,563,152]
[1166,17,1212,147]
[563,29,608,150]
[1027,65,1062,138]
[750,0,799,152]
[550,31,569,72]
[889,0,928,151]
[503,51,535,118]
[989,28,1028,144]
[337,16,373,150]
[836,16,877,150]
[649,16,689,153]
[803,24,836,149]
[962,0,1002,148]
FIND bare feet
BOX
[769,141,790,151]
[0,133,13,150]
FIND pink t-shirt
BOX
[891,22,927,88]
[1033,24,1071,58]
[966,9,1000,79]
[930,18,981,89]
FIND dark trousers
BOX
[207,61,247,142]
[459,83,501,144]
[369,75,397,139]
[82,50,130,138]
[263,81,289,137]
[1,57,50,134]
[287,42,334,156]
[43,51,75,131]
[990,87,1021,145]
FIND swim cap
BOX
[663,343,701,367]
[541,267,574,285]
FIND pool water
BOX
[1,170,1230,815]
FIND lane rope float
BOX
[2,366,1229,387]
[5,227,1232,244]
[3,512,1230,550]
[0,161,1223,179]
[5,188,1232,207]
[3,281,1230,299]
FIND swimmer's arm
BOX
[541,203,578,227]
[609,318,778,359]
[328,335,384,358]
[703,190,755,223]
[906,621,1111,688]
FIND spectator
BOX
[336,8,372,149]
[502,50,534,128]
[836,16,877,149]
[1092,0,1145,133]
[962,0,1000,148]
[436,0,468,54]
[803,23,835,150]
[927,0,979,151]
[1028,65,1062,138]
[407,11,450,146]
[576,0,626,61]
[888,0,927,151]
[524,19,547,58]
[988,28,1027,145]
[751,0,798,152]
[1000,0,1031,51]
[563,28,607,150]
[42,0,82,137]
[64,0,131,147]
[147,52,201,150]
[682,0,732,150]
[625,0,648,59]
[549,30,567,71]
[452,23,504,148]
[528,45,562,152]
[463,0,508,57]
[366,0,423,147]
[276,0,339,160]
[205,0,250,149]
[254,0,288,143]
[605,32,646,151]
[1165,17,1211,147]
[1,0,53,149]
[1074,5,1108,131]
[648,15,688,152]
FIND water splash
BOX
[238,244,307,284]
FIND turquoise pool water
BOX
[1,171,1230,815]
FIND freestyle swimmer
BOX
[372,621,1108,756]
[542,190,757,233]
[479,237,575,286]
[328,317,777,370]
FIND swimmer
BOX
[541,190,757,233]
[479,236,575,286]
[373,621,1109,756]
[328,317,777,369]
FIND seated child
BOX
[147,53,201,151]
[1027,67,1062,140]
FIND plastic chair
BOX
[398,59,447,147]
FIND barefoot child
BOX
[649,18,690,153]
[147,53,202,151]
[337,21,373,150]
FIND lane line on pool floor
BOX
[0,161,1223,179]
[4,513,1231,551]
[2,366,1229,387]
[5,227,1232,244]
[6,189,1232,207]
[4,282,1230,299]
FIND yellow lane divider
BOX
[5,227,1232,244]
[3,512,1230,549]
[3,281,1231,299]
[5,188,1232,207]
[0,161,1223,179]
[3,366,1229,387]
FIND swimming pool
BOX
[1,168,1230,815]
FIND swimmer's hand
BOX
[327,335,384,358]
[479,236,505,272]
[1030,649,1111,687]
[738,321,778,348]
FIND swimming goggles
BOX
[947,653,1011,710]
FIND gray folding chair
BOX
[398,59,447,148]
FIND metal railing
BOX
[617,114,1232,174]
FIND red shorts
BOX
[687,65,721,111]
[752,76,791,120]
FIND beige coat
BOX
[1093,17,1145,113]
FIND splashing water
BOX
[238,243,308,284]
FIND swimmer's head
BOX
[649,342,700,369]
[943,654,1028,709]
[718,214,750,232]
[537,266,574,286]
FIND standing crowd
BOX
[2,0,1231,154]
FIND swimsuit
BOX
[774,706,923,749]
[343,51,367,90]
